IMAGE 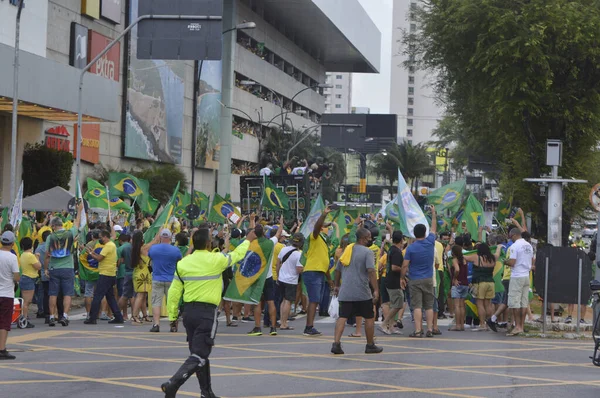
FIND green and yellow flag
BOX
[78,241,103,282]
[261,177,289,210]
[143,182,179,243]
[463,194,484,238]
[207,193,240,224]
[427,180,466,214]
[173,191,191,218]
[0,207,8,230]
[140,195,159,215]
[84,178,130,212]
[223,236,275,304]
[299,195,325,238]
[193,190,210,220]
[108,172,149,201]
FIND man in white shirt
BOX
[0,231,20,360]
[506,228,534,335]
[276,233,305,330]
[259,164,273,176]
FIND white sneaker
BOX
[378,325,391,335]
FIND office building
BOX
[0,0,380,205]
[389,0,444,145]
[323,72,352,113]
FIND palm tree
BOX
[370,141,434,191]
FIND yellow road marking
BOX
[7,330,68,344]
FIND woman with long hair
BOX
[449,245,468,331]
[465,243,502,330]
[131,230,151,325]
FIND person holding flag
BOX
[43,201,83,327]
[302,204,335,337]
[401,205,437,338]
[161,227,256,398]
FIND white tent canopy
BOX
[22,186,74,212]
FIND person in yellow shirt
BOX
[302,205,334,336]
[19,237,41,327]
[84,230,124,324]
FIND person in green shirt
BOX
[175,232,189,258]
[43,202,83,327]
[117,233,133,320]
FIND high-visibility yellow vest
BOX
[167,240,250,320]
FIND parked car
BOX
[583,221,598,238]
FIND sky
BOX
[353,0,393,114]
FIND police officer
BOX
[161,227,256,398]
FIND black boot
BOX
[196,359,219,398]
[161,356,201,397]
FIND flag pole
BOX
[105,185,112,224]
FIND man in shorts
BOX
[302,206,334,336]
[276,233,305,330]
[380,231,404,335]
[506,228,534,335]
[0,231,20,360]
[401,206,437,338]
[144,229,182,332]
[44,203,83,327]
[331,228,383,355]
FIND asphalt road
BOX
[2,313,600,398]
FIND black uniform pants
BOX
[183,302,219,360]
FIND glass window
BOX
[407,129,413,137]
[407,119,413,126]
[408,139,413,145]
[335,104,342,108]
[408,87,414,95]
[408,97,414,105]
[409,76,415,84]
[336,75,343,79]
[336,94,342,99]
[335,84,343,89]
[408,108,414,116]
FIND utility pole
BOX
[10,0,25,203]
[524,140,586,247]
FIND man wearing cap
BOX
[276,232,305,330]
[0,231,20,360]
[263,221,289,328]
[44,202,83,327]
[143,228,182,332]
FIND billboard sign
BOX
[74,124,101,164]
[124,0,184,164]
[69,22,88,69]
[81,0,100,19]
[195,60,222,169]
[136,0,223,60]
[88,30,120,81]
[100,0,121,24]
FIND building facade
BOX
[0,0,379,205]
[323,72,352,114]
[389,0,444,145]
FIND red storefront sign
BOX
[88,30,120,81]
[45,125,71,152]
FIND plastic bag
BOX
[328,296,339,319]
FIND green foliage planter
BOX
[22,142,74,196]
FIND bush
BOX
[22,142,74,196]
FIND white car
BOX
[582,221,597,238]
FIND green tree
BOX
[370,142,434,191]
[22,142,74,196]
[409,0,600,241]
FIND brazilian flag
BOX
[107,197,131,212]
[144,183,180,243]
[223,237,275,304]
[427,180,466,214]
[194,190,210,220]
[208,193,240,224]
[496,201,511,222]
[140,195,160,215]
[174,191,191,218]
[78,241,103,282]
[261,177,289,210]
[463,194,484,238]
[84,178,108,209]
[108,172,149,200]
